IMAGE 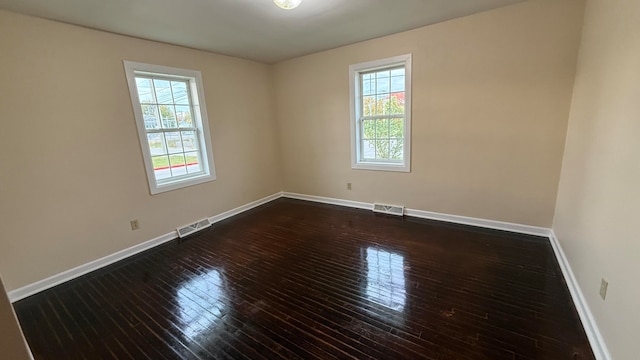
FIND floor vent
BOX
[372,203,405,216]
[177,218,212,238]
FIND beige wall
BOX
[274,0,584,227]
[0,10,283,291]
[553,0,640,358]
[0,275,32,360]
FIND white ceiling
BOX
[0,0,525,63]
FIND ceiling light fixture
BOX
[273,0,302,10]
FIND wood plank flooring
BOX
[13,198,595,359]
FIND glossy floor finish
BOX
[14,199,595,359]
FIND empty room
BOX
[0,0,637,359]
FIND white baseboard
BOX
[282,192,549,236]
[208,192,282,224]
[282,192,372,211]
[404,208,550,236]
[548,231,611,360]
[8,192,283,303]
[8,232,177,303]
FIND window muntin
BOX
[350,54,411,172]
[124,62,216,194]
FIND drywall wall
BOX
[273,0,585,227]
[0,275,32,359]
[0,10,282,291]
[553,0,640,358]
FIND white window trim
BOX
[123,61,216,194]
[349,54,412,172]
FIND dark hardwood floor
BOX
[14,198,594,359]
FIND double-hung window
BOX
[124,61,216,194]
[350,54,412,172]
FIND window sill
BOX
[151,173,216,195]
[352,162,410,173]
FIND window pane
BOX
[147,133,166,156]
[176,105,193,128]
[375,139,390,159]
[185,151,201,174]
[362,140,375,159]
[390,140,403,160]
[141,104,160,129]
[363,95,376,116]
[165,132,183,154]
[152,155,169,169]
[171,81,189,105]
[181,131,198,152]
[154,79,173,104]
[377,95,389,115]
[169,154,187,176]
[362,120,375,139]
[391,75,405,93]
[159,105,177,128]
[362,78,374,96]
[389,93,405,115]
[135,78,155,104]
[390,118,404,139]
[376,119,389,139]
[376,71,390,94]
[390,68,405,77]
[152,155,171,180]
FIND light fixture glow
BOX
[273,0,302,10]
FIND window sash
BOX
[148,129,205,184]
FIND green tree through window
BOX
[362,94,404,160]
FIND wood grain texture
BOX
[14,198,595,359]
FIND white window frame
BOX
[123,61,216,194]
[349,54,412,172]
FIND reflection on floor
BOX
[177,269,228,340]
[365,247,406,312]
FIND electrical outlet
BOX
[599,278,608,300]
[130,219,140,231]
[347,182,352,190]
